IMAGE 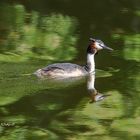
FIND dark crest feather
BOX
[87,44,96,54]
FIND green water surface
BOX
[0,0,140,140]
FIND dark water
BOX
[0,0,140,140]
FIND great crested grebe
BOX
[34,38,113,78]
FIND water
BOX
[0,0,140,140]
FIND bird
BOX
[34,38,113,79]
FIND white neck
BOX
[86,53,95,73]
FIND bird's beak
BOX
[102,45,113,51]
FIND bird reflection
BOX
[87,74,109,103]
[35,71,110,103]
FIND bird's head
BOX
[87,38,113,54]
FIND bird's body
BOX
[35,63,88,78]
[34,38,113,79]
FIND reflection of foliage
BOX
[0,65,140,139]
[110,31,140,139]
[123,34,140,62]
[1,88,140,140]
[112,34,140,62]
[0,4,77,62]
[111,117,140,136]
[0,61,140,140]
[135,10,140,16]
